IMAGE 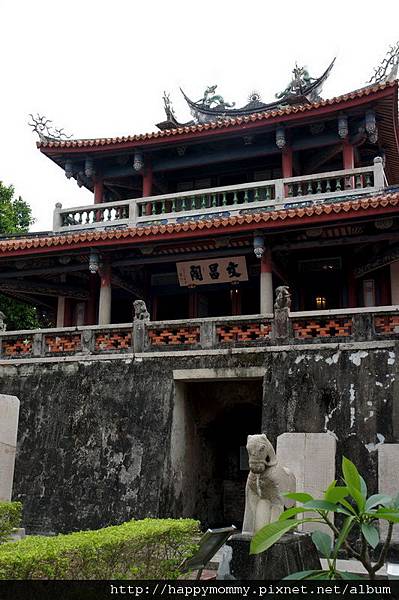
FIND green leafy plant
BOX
[0,518,199,580]
[250,456,399,580]
[0,502,22,544]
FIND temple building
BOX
[2,49,399,533]
[0,58,398,328]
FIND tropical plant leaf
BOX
[360,476,368,498]
[370,510,399,523]
[306,571,332,580]
[284,570,327,580]
[338,570,363,580]
[278,507,307,521]
[250,520,298,555]
[342,457,361,492]
[303,500,338,512]
[325,486,349,504]
[311,531,332,558]
[333,516,355,558]
[339,498,357,515]
[347,485,365,512]
[283,492,314,503]
[361,523,379,549]
[365,494,392,511]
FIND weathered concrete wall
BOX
[0,341,397,533]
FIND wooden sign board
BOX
[177,256,248,287]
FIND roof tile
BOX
[37,82,397,151]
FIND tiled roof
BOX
[1,192,399,255]
[37,81,397,150]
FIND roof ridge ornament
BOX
[28,114,73,142]
[177,59,335,126]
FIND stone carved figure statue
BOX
[274,286,291,339]
[242,434,296,536]
[274,286,291,310]
[133,300,150,322]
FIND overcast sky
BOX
[1,1,398,231]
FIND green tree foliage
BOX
[0,181,39,330]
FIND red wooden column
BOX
[282,147,293,178]
[63,299,73,327]
[342,140,354,170]
[343,140,355,189]
[86,274,98,325]
[94,177,104,204]
[143,165,153,216]
[188,289,198,319]
[231,287,242,315]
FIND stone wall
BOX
[0,340,397,533]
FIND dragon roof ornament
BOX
[28,114,73,142]
[369,41,399,84]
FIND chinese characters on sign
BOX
[177,256,248,286]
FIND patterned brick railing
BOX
[94,329,132,352]
[216,320,272,344]
[0,306,399,359]
[1,336,33,357]
[147,325,200,347]
[292,317,353,340]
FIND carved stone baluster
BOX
[243,189,249,203]
[355,175,362,189]
[152,202,157,215]
[254,188,260,202]
[222,192,227,206]
[344,176,352,190]
[233,191,238,204]
[181,197,187,211]
[297,183,303,196]
[307,181,313,195]
[201,195,206,209]
[171,198,176,212]
[191,196,196,210]
[365,173,372,187]
[326,179,331,193]
[161,200,166,214]
[316,180,322,194]
[265,187,271,201]
[335,178,342,191]
[287,184,293,197]
[211,194,217,207]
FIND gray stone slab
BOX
[378,444,399,543]
[0,394,20,501]
[277,433,336,535]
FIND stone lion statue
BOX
[133,300,150,322]
[274,286,291,310]
[242,434,296,536]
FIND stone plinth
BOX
[0,394,20,501]
[226,532,321,580]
